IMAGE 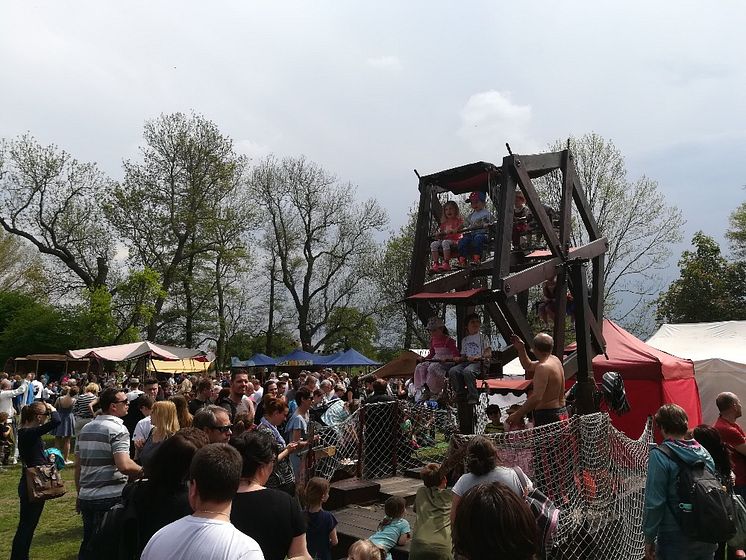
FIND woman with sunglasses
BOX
[11,400,60,560]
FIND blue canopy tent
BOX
[246,353,277,367]
[275,349,322,367]
[325,348,381,367]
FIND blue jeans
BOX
[458,233,487,258]
[78,495,122,560]
[11,476,45,560]
[448,362,480,402]
[656,530,717,560]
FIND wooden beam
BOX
[512,160,563,256]
[498,239,607,296]
[569,261,597,413]
[407,182,434,297]
[562,351,578,380]
[422,269,470,293]
[497,294,534,348]
[492,156,516,286]
[569,163,602,241]
[517,152,563,175]
[485,301,514,341]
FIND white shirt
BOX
[133,415,152,442]
[126,389,144,402]
[0,381,28,417]
[141,515,264,560]
[31,380,44,400]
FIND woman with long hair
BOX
[138,400,179,468]
[11,401,61,560]
[169,394,193,428]
[114,428,209,559]
[230,430,310,560]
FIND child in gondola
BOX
[457,191,493,265]
[429,200,463,273]
[413,317,458,402]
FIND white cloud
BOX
[366,55,403,70]
[458,91,533,155]
[236,139,272,161]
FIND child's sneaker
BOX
[457,257,467,267]
[440,261,451,272]
[428,263,440,275]
[471,254,481,264]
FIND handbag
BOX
[513,467,560,553]
[24,460,66,502]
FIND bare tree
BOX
[536,133,684,326]
[249,155,388,351]
[0,134,113,291]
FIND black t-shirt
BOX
[231,488,306,560]
[188,398,209,415]
[17,412,60,467]
[126,479,193,557]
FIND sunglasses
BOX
[114,399,129,405]
[211,424,233,433]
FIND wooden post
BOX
[569,260,597,414]
[356,405,365,478]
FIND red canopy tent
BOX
[573,320,701,438]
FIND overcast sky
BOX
[1,1,744,278]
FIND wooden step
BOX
[326,478,381,511]
[376,476,423,506]
[333,505,416,560]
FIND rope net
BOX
[445,412,651,560]
[309,403,651,560]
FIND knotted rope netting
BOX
[309,402,651,560]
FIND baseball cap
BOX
[468,191,486,203]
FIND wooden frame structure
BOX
[406,149,608,429]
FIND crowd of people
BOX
[3,336,746,560]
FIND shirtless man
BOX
[506,332,568,427]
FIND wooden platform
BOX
[377,476,423,506]
[327,478,381,511]
[334,505,417,560]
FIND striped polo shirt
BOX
[75,414,130,500]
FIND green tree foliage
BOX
[323,307,379,356]
[0,292,81,365]
[657,232,746,323]
[225,329,298,361]
[727,201,746,259]
[105,112,249,343]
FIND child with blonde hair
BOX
[430,200,463,273]
[347,539,385,560]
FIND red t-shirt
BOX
[714,416,746,486]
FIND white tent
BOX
[647,321,746,429]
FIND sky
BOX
[1,1,744,287]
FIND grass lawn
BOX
[0,463,82,560]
